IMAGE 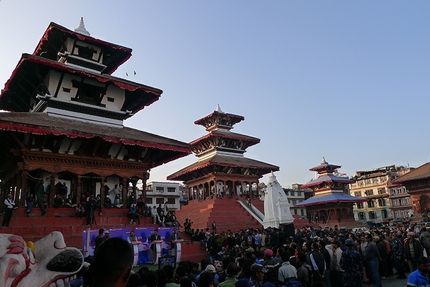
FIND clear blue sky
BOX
[1,1,429,187]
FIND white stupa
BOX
[263,172,294,229]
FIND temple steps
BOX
[2,207,208,262]
[176,196,263,233]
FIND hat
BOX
[105,230,110,234]
[407,232,415,236]
[345,239,354,246]
[205,264,216,273]
[235,278,252,287]
[246,247,255,253]
[264,249,273,257]
[251,263,267,273]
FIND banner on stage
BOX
[83,227,176,264]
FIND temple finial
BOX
[215,104,224,113]
[321,157,327,164]
[74,17,90,36]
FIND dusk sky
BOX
[1,1,429,187]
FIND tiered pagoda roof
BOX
[167,105,278,181]
[0,19,191,180]
[295,158,365,207]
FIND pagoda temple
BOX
[295,158,365,228]
[167,105,279,200]
[0,19,191,209]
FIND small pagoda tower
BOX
[295,157,365,228]
[167,105,279,200]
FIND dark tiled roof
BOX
[190,130,260,145]
[294,192,366,207]
[167,154,279,180]
[394,162,430,183]
[0,112,191,154]
[301,175,354,189]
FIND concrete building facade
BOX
[350,165,412,226]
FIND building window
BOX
[290,191,295,197]
[397,188,402,194]
[390,188,396,196]
[365,189,374,196]
[156,198,164,204]
[381,210,388,219]
[367,200,375,208]
[356,202,364,209]
[145,198,153,204]
[354,191,362,197]
[405,197,411,204]
[358,212,366,220]
[301,209,305,216]
[297,191,302,197]
[377,188,386,195]
[294,209,298,215]
[292,199,297,205]
[378,199,386,207]
[369,211,376,219]
[167,198,175,204]
[167,187,176,193]
[156,187,164,192]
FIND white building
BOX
[145,181,182,211]
[283,183,309,218]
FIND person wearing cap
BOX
[249,263,267,287]
[262,248,280,284]
[404,231,423,272]
[407,256,430,287]
[196,263,220,284]
[390,233,406,279]
[2,193,16,227]
[340,238,363,287]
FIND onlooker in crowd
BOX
[90,237,134,287]
[2,193,16,227]
[363,233,380,287]
[330,240,344,287]
[340,238,363,287]
[76,203,85,218]
[407,256,430,287]
[391,233,406,279]
[405,231,423,272]
[309,242,326,283]
[26,193,35,216]
[218,262,238,287]
[95,228,105,252]
[53,193,63,208]
[278,251,297,284]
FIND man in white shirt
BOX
[2,193,16,227]
[278,251,297,283]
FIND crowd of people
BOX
[181,221,430,287]
[67,221,430,287]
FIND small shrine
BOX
[263,172,294,229]
[0,19,191,208]
[295,158,365,228]
[167,105,278,199]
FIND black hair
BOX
[91,237,133,285]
